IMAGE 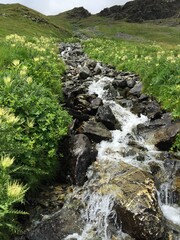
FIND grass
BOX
[0,4,71,39]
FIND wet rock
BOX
[95,105,116,130]
[104,84,117,100]
[153,122,180,151]
[25,206,83,240]
[94,161,165,240]
[79,118,112,143]
[68,134,97,186]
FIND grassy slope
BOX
[48,9,180,46]
[0,4,71,39]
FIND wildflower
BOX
[3,76,12,87]
[6,114,19,124]
[26,77,33,84]
[34,57,40,62]
[12,59,20,66]
[0,156,14,169]
[7,181,27,199]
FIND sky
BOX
[0,0,129,15]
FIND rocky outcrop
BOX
[98,0,180,22]
[66,7,91,19]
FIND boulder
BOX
[112,79,127,88]
[68,134,97,186]
[25,205,83,240]
[93,161,165,240]
[79,118,112,142]
[78,65,91,79]
[129,82,142,97]
[153,122,180,151]
[95,105,116,130]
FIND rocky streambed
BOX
[15,42,180,240]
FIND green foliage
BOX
[83,38,180,151]
[0,35,71,186]
[0,34,71,238]
[0,155,28,239]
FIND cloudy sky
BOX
[0,0,129,15]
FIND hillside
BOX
[48,0,180,45]
[0,3,71,38]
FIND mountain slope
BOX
[0,4,71,38]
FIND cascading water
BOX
[65,77,148,240]
[57,43,180,240]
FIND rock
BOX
[112,79,127,88]
[90,97,103,114]
[153,122,180,151]
[94,161,165,240]
[68,134,97,186]
[67,7,91,19]
[79,118,112,143]
[126,79,136,88]
[94,62,102,75]
[95,105,116,130]
[129,82,142,97]
[25,205,83,240]
[145,101,162,120]
[78,65,91,79]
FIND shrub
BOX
[0,35,71,186]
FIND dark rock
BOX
[68,134,97,186]
[95,105,116,130]
[79,118,112,143]
[78,65,91,79]
[153,122,180,151]
[104,84,117,100]
[139,94,148,101]
[126,79,136,88]
[68,108,90,121]
[67,7,91,19]
[129,82,142,97]
[97,0,179,22]
[25,206,83,240]
[112,79,127,88]
[90,97,103,114]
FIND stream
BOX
[16,42,180,240]
[64,74,180,240]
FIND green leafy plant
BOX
[0,155,28,240]
[0,35,71,186]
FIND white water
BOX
[65,76,180,239]
[159,182,180,226]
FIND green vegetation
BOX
[82,38,180,150]
[0,155,28,239]
[0,34,71,238]
[0,4,71,38]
